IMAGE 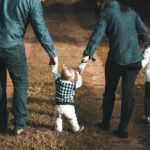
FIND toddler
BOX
[52,64,84,132]
[142,44,150,123]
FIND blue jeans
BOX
[0,45,28,130]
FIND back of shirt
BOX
[0,0,30,47]
[0,0,57,58]
[105,5,142,64]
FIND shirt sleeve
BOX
[75,74,82,89]
[136,14,148,46]
[52,65,60,80]
[83,13,107,59]
[142,49,150,68]
[29,0,57,58]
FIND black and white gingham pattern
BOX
[55,78,76,105]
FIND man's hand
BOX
[49,56,58,66]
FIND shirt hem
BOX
[0,42,24,48]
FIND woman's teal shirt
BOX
[83,0,148,65]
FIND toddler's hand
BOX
[77,56,89,74]
[78,62,87,74]
[75,70,80,76]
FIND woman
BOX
[78,0,148,138]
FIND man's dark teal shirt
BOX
[0,0,57,58]
[83,0,148,65]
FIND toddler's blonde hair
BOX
[61,65,75,81]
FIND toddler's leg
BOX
[55,106,63,132]
[63,105,80,132]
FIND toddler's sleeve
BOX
[76,74,82,89]
[141,49,150,68]
[52,65,60,80]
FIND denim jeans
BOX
[0,45,28,130]
[102,59,140,131]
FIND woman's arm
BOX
[78,13,107,74]
[83,13,107,60]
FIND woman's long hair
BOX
[95,0,111,18]
[95,0,131,18]
[117,0,130,12]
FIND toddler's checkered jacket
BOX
[52,65,82,105]
[55,77,76,105]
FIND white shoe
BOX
[55,129,62,132]
[74,126,84,133]
[147,117,150,123]
[14,128,35,135]
[142,116,150,123]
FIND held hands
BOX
[49,55,89,74]
[78,56,89,74]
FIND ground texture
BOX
[2,1,150,150]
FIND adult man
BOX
[0,0,58,135]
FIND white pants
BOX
[55,105,80,132]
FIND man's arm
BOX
[29,0,57,59]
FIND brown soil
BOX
[4,1,150,150]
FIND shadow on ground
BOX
[27,84,103,130]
